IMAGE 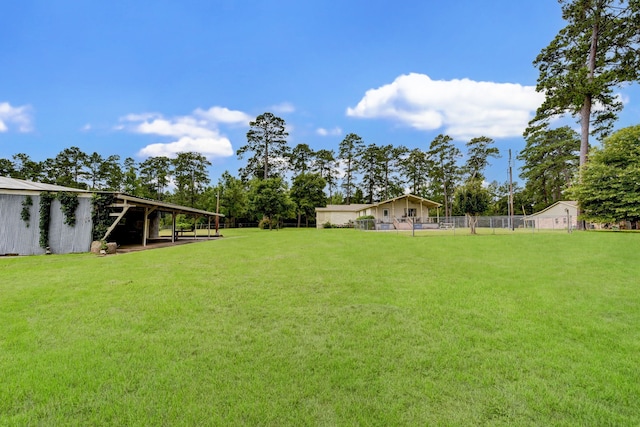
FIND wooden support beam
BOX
[102,205,131,241]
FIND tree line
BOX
[0,111,528,228]
[4,0,640,228]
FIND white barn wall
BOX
[0,193,93,255]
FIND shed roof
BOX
[0,177,222,218]
[528,201,577,218]
[0,177,90,193]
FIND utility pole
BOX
[214,189,221,237]
[509,149,514,231]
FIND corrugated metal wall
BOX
[0,193,93,255]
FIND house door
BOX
[383,209,389,222]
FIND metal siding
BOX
[48,198,93,254]
[0,193,93,255]
[0,194,44,255]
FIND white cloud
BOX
[317,126,343,136]
[269,102,295,114]
[0,102,34,133]
[193,106,251,124]
[346,73,544,139]
[119,105,248,159]
[138,135,233,158]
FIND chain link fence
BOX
[355,215,532,232]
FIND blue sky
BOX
[2,1,639,188]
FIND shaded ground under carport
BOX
[115,236,223,253]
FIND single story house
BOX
[525,200,578,230]
[316,194,441,230]
[0,177,223,255]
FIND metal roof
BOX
[112,193,223,217]
[0,177,90,193]
[0,177,222,217]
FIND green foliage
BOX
[258,218,272,229]
[339,133,365,204]
[238,112,290,180]
[322,221,334,228]
[571,125,640,223]
[456,182,491,216]
[399,148,430,197]
[217,171,248,227]
[248,177,293,229]
[290,173,326,226]
[455,181,491,234]
[311,149,338,197]
[38,192,56,248]
[518,126,580,211]
[171,152,211,207]
[427,134,462,218]
[527,0,640,167]
[20,195,33,227]
[58,191,79,227]
[356,215,375,220]
[91,193,115,241]
[139,156,171,199]
[464,136,500,182]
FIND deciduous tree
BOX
[248,177,293,230]
[571,125,640,224]
[455,181,491,234]
[290,173,326,227]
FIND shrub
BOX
[259,218,271,229]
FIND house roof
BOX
[370,194,441,208]
[0,176,90,193]
[315,204,371,212]
[315,194,441,213]
[528,201,578,218]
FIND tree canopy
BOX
[238,112,290,180]
[527,0,640,169]
[518,126,580,211]
[571,125,640,224]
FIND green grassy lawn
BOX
[1,229,638,425]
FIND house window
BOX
[555,218,559,224]
[407,208,417,217]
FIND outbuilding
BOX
[525,200,578,230]
[0,177,223,255]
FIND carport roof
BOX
[110,193,223,217]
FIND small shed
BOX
[526,201,578,230]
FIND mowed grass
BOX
[1,229,639,425]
